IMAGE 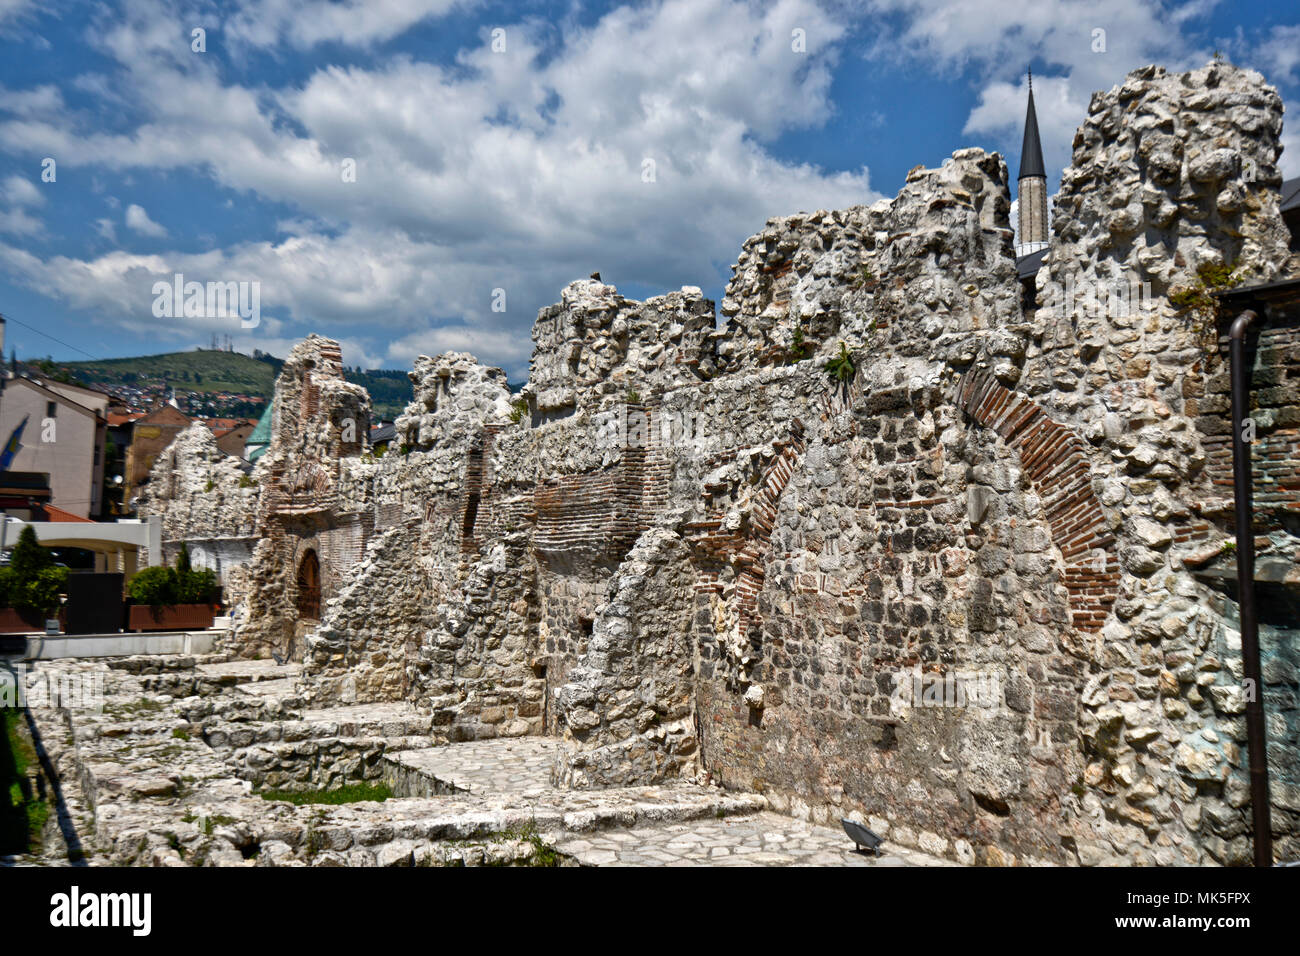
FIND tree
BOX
[0,527,68,613]
[9,526,53,578]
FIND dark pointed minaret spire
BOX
[1016,67,1049,253]
[1019,67,1046,181]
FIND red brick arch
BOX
[958,369,1119,632]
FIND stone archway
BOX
[296,549,321,621]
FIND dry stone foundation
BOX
[132,62,1300,866]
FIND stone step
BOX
[201,715,433,748]
[383,737,560,796]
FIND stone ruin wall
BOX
[136,421,262,600]
[141,63,1299,865]
[1011,62,1299,864]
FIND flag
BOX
[0,414,28,471]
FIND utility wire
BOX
[0,312,100,361]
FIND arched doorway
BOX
[296,549,321,621]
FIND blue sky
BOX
[1,0,1297,380]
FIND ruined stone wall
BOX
[550,65,1298,865]
[1007,62,1298,865]
[554,527,700,787]
[236,336,372,659]
[143,61,1300,866]
[139,422,260,543]
[546,147,1090,863]
[718,147,1013,372]
[136,422,261,604]
[299,523,424,705]
[523,281,717,421]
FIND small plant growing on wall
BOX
[1168,260,1243,346]
[786,324,814,363]
[823,341,856,384]
[509,398,528,424]
[852,264,878,290]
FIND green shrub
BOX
[8,526,52,579]
[176,567,218,604]
[21,568,68,614]
[128,566,177,607]
[127,547,219,607]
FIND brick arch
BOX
[957,369,1119,632]
[296,547,321,621]
[684,418,808,645]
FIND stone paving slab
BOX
[385,737,559,795]
[554,811,953,867]
[301,701,419,722]
[236,677,300,697]
[195,660,302,682]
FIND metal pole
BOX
[1229,308,1272,867]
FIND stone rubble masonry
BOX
[137,423,260,544]
[1010,62,1299,865]
[523,281,718,421]
[395,351,513,453]
[141,62,1300,867]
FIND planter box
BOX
[0,607,59,634]
[127,604,215,633]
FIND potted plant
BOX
[0,527,69,633]
[126,544,219,632]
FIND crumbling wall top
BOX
[717,147,1017,373]
[523,278,717,418]
[394,351,513,451]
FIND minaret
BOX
[1017,68,1049,255]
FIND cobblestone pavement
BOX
[386,737,559,795]
[388,740,946,866]
[553,811,950,866]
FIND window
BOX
[46,400,57,418]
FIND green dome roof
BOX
[244,401,274,461]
